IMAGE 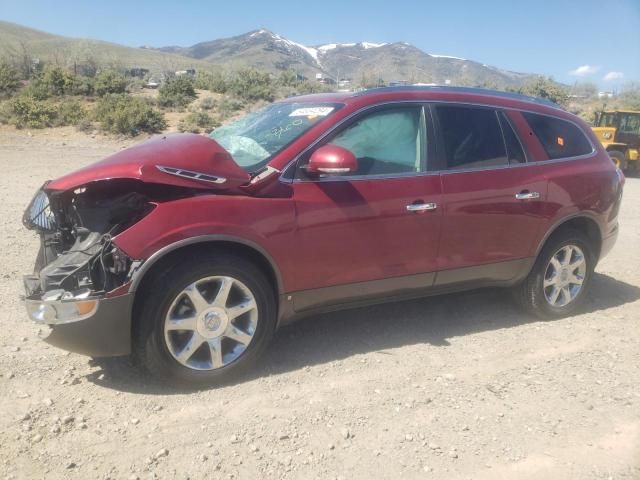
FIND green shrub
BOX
[0,100,12,124]
[54,100,87,127]
[21,79,50,100]
[228,69,275,102]
[94,69,127,96]
[178,111,220,133]
[7,95,89,129]
[216,96,245,120]
[9,95,57,128]
[0,62,20,98]
[194,71,228,94]
[277,70,298,88]
[75,75,95,96]
[198,96,216,111]
[36,66,78,96]
[158,75,197,108]
[94,94,166,136]
[75,117,94,133]
[293,80,332,95]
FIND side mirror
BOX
[307,145,357,176]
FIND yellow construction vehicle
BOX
[592,110,640,172]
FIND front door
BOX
[289,105,443,310]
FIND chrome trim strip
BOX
[318,167,351,173]
[156,165,227,184]
[406,202,437,211]
[515,192,540,200]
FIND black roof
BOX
[353,85,562,109]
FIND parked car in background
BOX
[23,86,624,386]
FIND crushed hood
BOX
[46,133,251,193]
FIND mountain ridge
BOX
[0,21,541,88]
[153,28,538,88]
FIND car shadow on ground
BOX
[85,273,640,394]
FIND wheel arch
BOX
[129,235,284,296]
[534,214,603,263]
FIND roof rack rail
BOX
[352,85,562,109]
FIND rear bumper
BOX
[600,226,619,262]
[25,292,133,357]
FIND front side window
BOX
[210,102,341,172]
[321,107,425,176]
[436,106,507,170]
[523,112,593,159]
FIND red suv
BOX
[23,87,624,385]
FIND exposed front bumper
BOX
[25,290,134,357]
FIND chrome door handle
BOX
[406,202,437,212]
[515,191,540,200]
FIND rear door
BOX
[433,104,548,285]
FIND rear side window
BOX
[498,112,526,164]
[523,112,592,159]
[436,106,507,170]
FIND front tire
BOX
[135,252,276,387]
[513,230,595,319]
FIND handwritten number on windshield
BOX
[268,119,304,139]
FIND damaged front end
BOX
[22,179,195,339]
[21,134,255,356]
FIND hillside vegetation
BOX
[0,20,638,137]
[0,21,214,73]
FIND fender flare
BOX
[127,234,284,294]
[533,212,603,259]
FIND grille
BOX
[23,189,56,232]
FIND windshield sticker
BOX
[289,107,334,117]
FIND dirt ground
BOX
[0,126,639,480]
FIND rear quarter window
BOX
[523,112,593,160]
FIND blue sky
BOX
[2,0,638,86]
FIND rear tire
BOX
[135,252,277,387]
[513,230,595,319]
[608,151,627,171]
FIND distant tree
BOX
[278,70,298,88]
[194,70,228,94]
[358,72,379,89]
[0,61,20,98]
[37,66,78,96]
[94,94,166,135]
[15,41,35,79]
[227,69,275,102]
[572,82,598,98]
[618,83,640,110]
[293,80,332,95]
[514,76,569,106]
[158,75,197,108]
[94,69,127,96]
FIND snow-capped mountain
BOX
[157,29,535,88]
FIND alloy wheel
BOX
[543,245,587,308]
[163,276,258,370]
